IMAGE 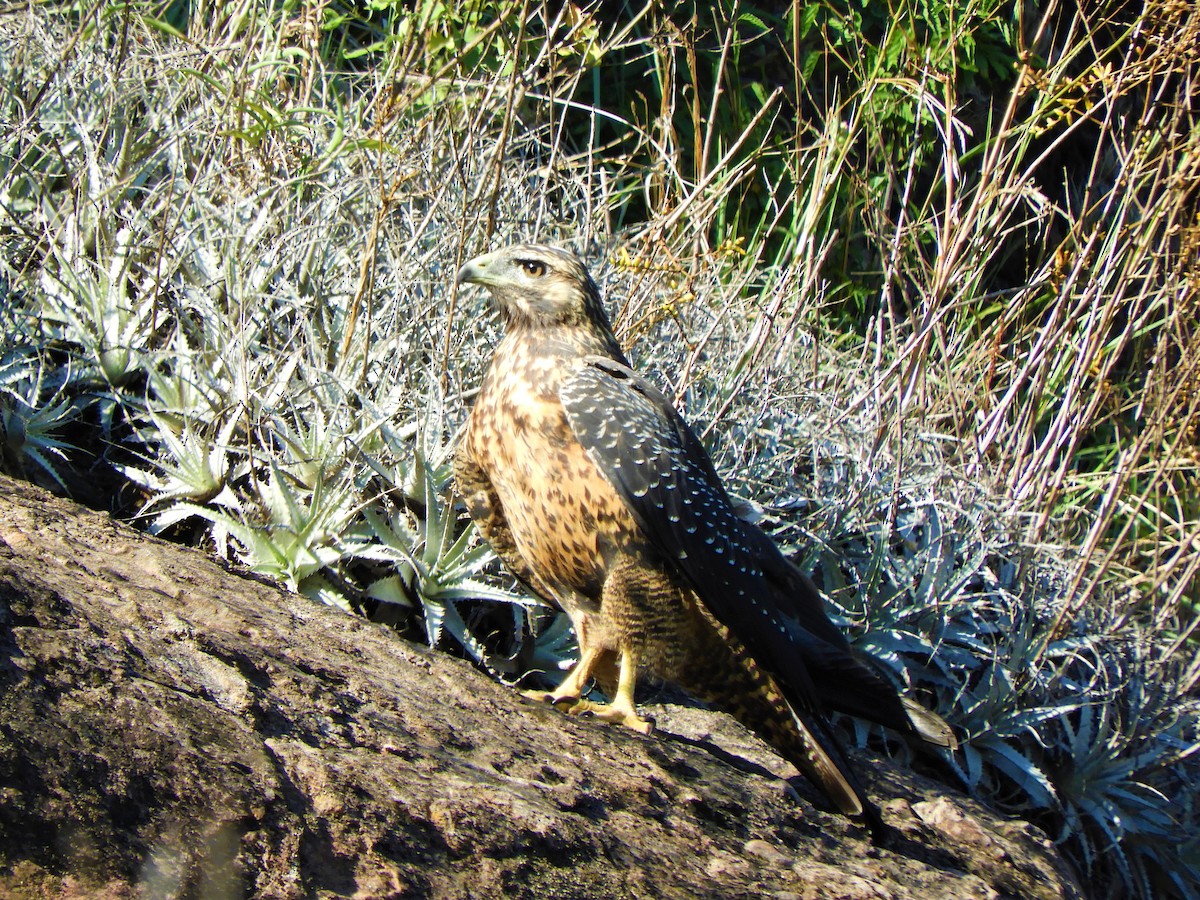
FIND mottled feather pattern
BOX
[455,244,954,832]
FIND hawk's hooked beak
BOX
[456,250,501,287]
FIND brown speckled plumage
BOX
[454,244,954,832]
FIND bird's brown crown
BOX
[456,244,614,333]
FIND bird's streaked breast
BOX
[467,333,636,598]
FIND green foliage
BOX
[0,351,82,492]
[118,411,244,514]
[351,443,534,668]
[39,222,154,388]
[329,0,525,68]
[804,0,1018,86]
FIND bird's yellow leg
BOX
[523,644,606,707]
[564,648,653,735]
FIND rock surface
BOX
[0,475,1083,899]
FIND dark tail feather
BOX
[682,618,886,834]
[783,625,957,749]
[784,702,864,816]
[760,548,957,751]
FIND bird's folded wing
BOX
[562,357,956,750]
[560,356,826,708]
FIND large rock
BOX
[0,475,1081,898]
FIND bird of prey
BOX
[453,243,953,830]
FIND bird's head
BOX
[456,244,613,332]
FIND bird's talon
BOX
[628,716,654,736]
[558,697,653,734]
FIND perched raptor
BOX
[453,243,953,829]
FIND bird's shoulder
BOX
[560,355,730,506]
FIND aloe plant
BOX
[0,352,82,492]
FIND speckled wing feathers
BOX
[562,356,955,750]
[561,356,879,818]
[561,356,827,709]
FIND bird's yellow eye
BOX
[520,260,546,277]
